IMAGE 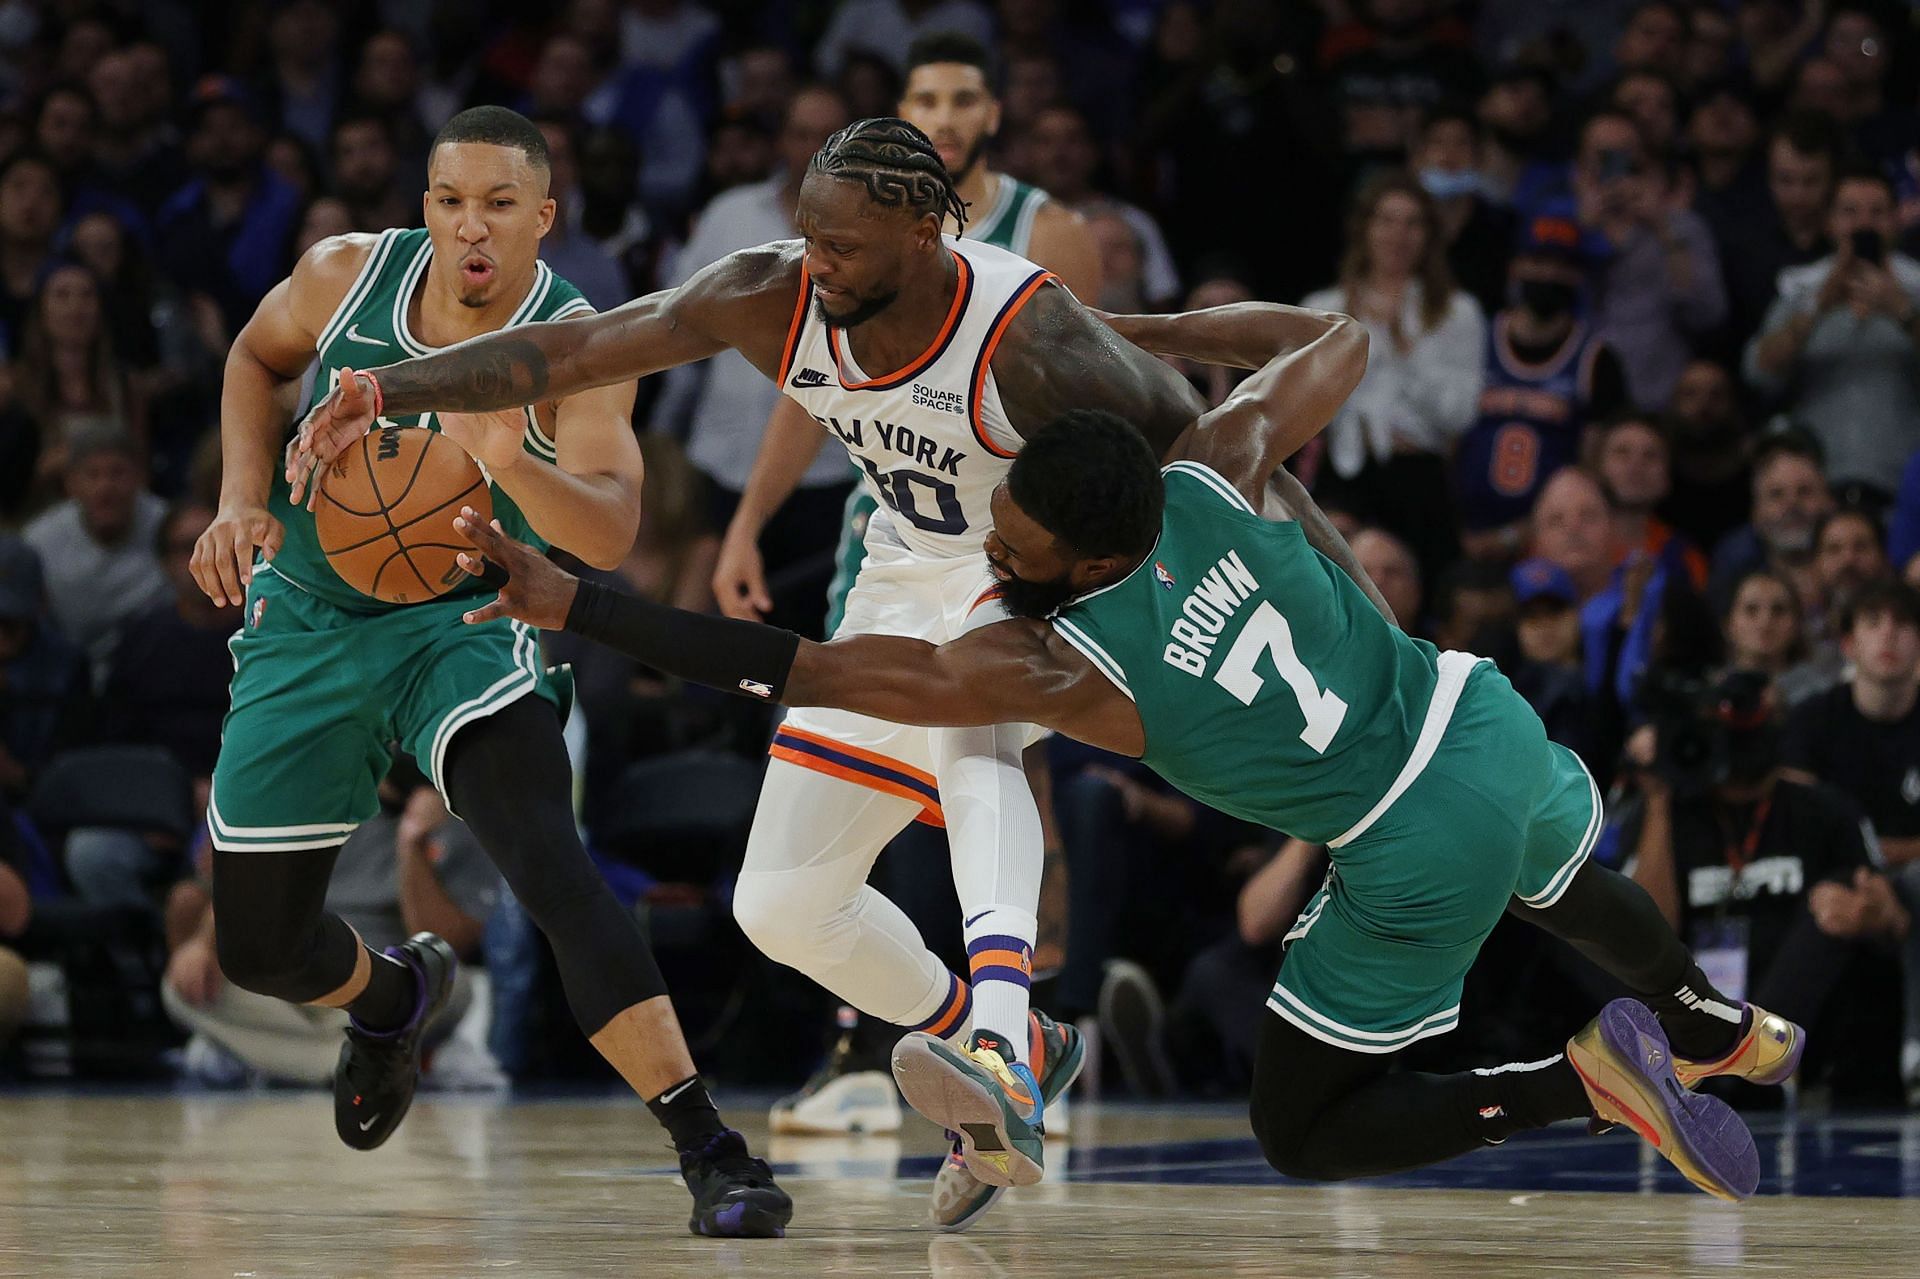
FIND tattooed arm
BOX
[989,280,1208,458]
[287,243,802,504]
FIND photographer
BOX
[1782,580,1920,1103]
[1624,670,1908,1092]
[1745,164,1920,506]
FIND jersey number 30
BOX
[1215,602,1348,753]
[857,457,966,535]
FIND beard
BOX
[950,134,988,185]
[996,569,1080,620]
[814,289,897,329]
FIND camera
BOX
[1640,670,1775,797]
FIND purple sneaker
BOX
[1568,998,1760,1202]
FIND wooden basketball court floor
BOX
[3,1090,1916,1277]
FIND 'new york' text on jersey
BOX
[777,236,1055,561]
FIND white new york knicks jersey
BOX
[777,236,1056,562]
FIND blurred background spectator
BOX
[1306,172,1485,584]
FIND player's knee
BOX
[732,872,803,963]
[214,925,306,999]
[733,870,849,969]
[1249,1095,1349,1183]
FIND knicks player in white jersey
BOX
[713,31,1103,1167]
[289,117,1379,1221]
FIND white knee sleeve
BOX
[734,759,955,1025]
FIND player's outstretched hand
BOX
[453,506,580,629]
[191,503,285,608]
[287,366,380,510]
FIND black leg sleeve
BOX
[1249,1012,1590,1182]
[213,847,370,1003]
[1515,861,1743,1061]
[443,695,669,1036]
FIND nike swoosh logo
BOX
[344,324,388,346]
[358,1114,381,1131]
[657,1078,699,1105]
[964,911,990,927]
[788,368,831,388]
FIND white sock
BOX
[964,906,1037,1062]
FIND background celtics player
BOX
[188,106,789,1238]
[459,297,1796,1206]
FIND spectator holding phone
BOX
[1746,164,1920,506]
[1571,109,1726,411]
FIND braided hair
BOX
[807,117,968,232]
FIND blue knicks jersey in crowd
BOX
[1454,316,1605,531]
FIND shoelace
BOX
[687,1134,778,1189]
[340,1031,412,1092]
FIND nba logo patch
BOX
[1153,562,1175,590]
[249,597,268,629]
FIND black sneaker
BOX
[334,933,457,1151]
[680,1128,793,1238]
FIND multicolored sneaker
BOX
[1673,1003,1805,1088]
[1567,999,1761,1202]
[894,1029,1045,1188]
[929,1010,1085,1231]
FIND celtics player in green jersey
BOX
[455,298,1801,1204]
[189,107,789,1237]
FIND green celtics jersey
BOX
[267,227,595,613]
[968,176,1049,255]
[1050,462,1443,845]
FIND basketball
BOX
[314,425,493,605]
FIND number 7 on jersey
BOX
[1214,602,1349,753]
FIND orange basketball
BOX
[315,425,493,605]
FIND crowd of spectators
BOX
[3,0,1920,1110]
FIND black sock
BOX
[1640,963,1747,1061]
[648,1075,727,1152]
[344,950,418,1034]
[1467,1055,1593,1142]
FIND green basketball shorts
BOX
[208,564,567,851]
[1267,655,1602,1054]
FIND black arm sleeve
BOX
[564,581,800,702]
